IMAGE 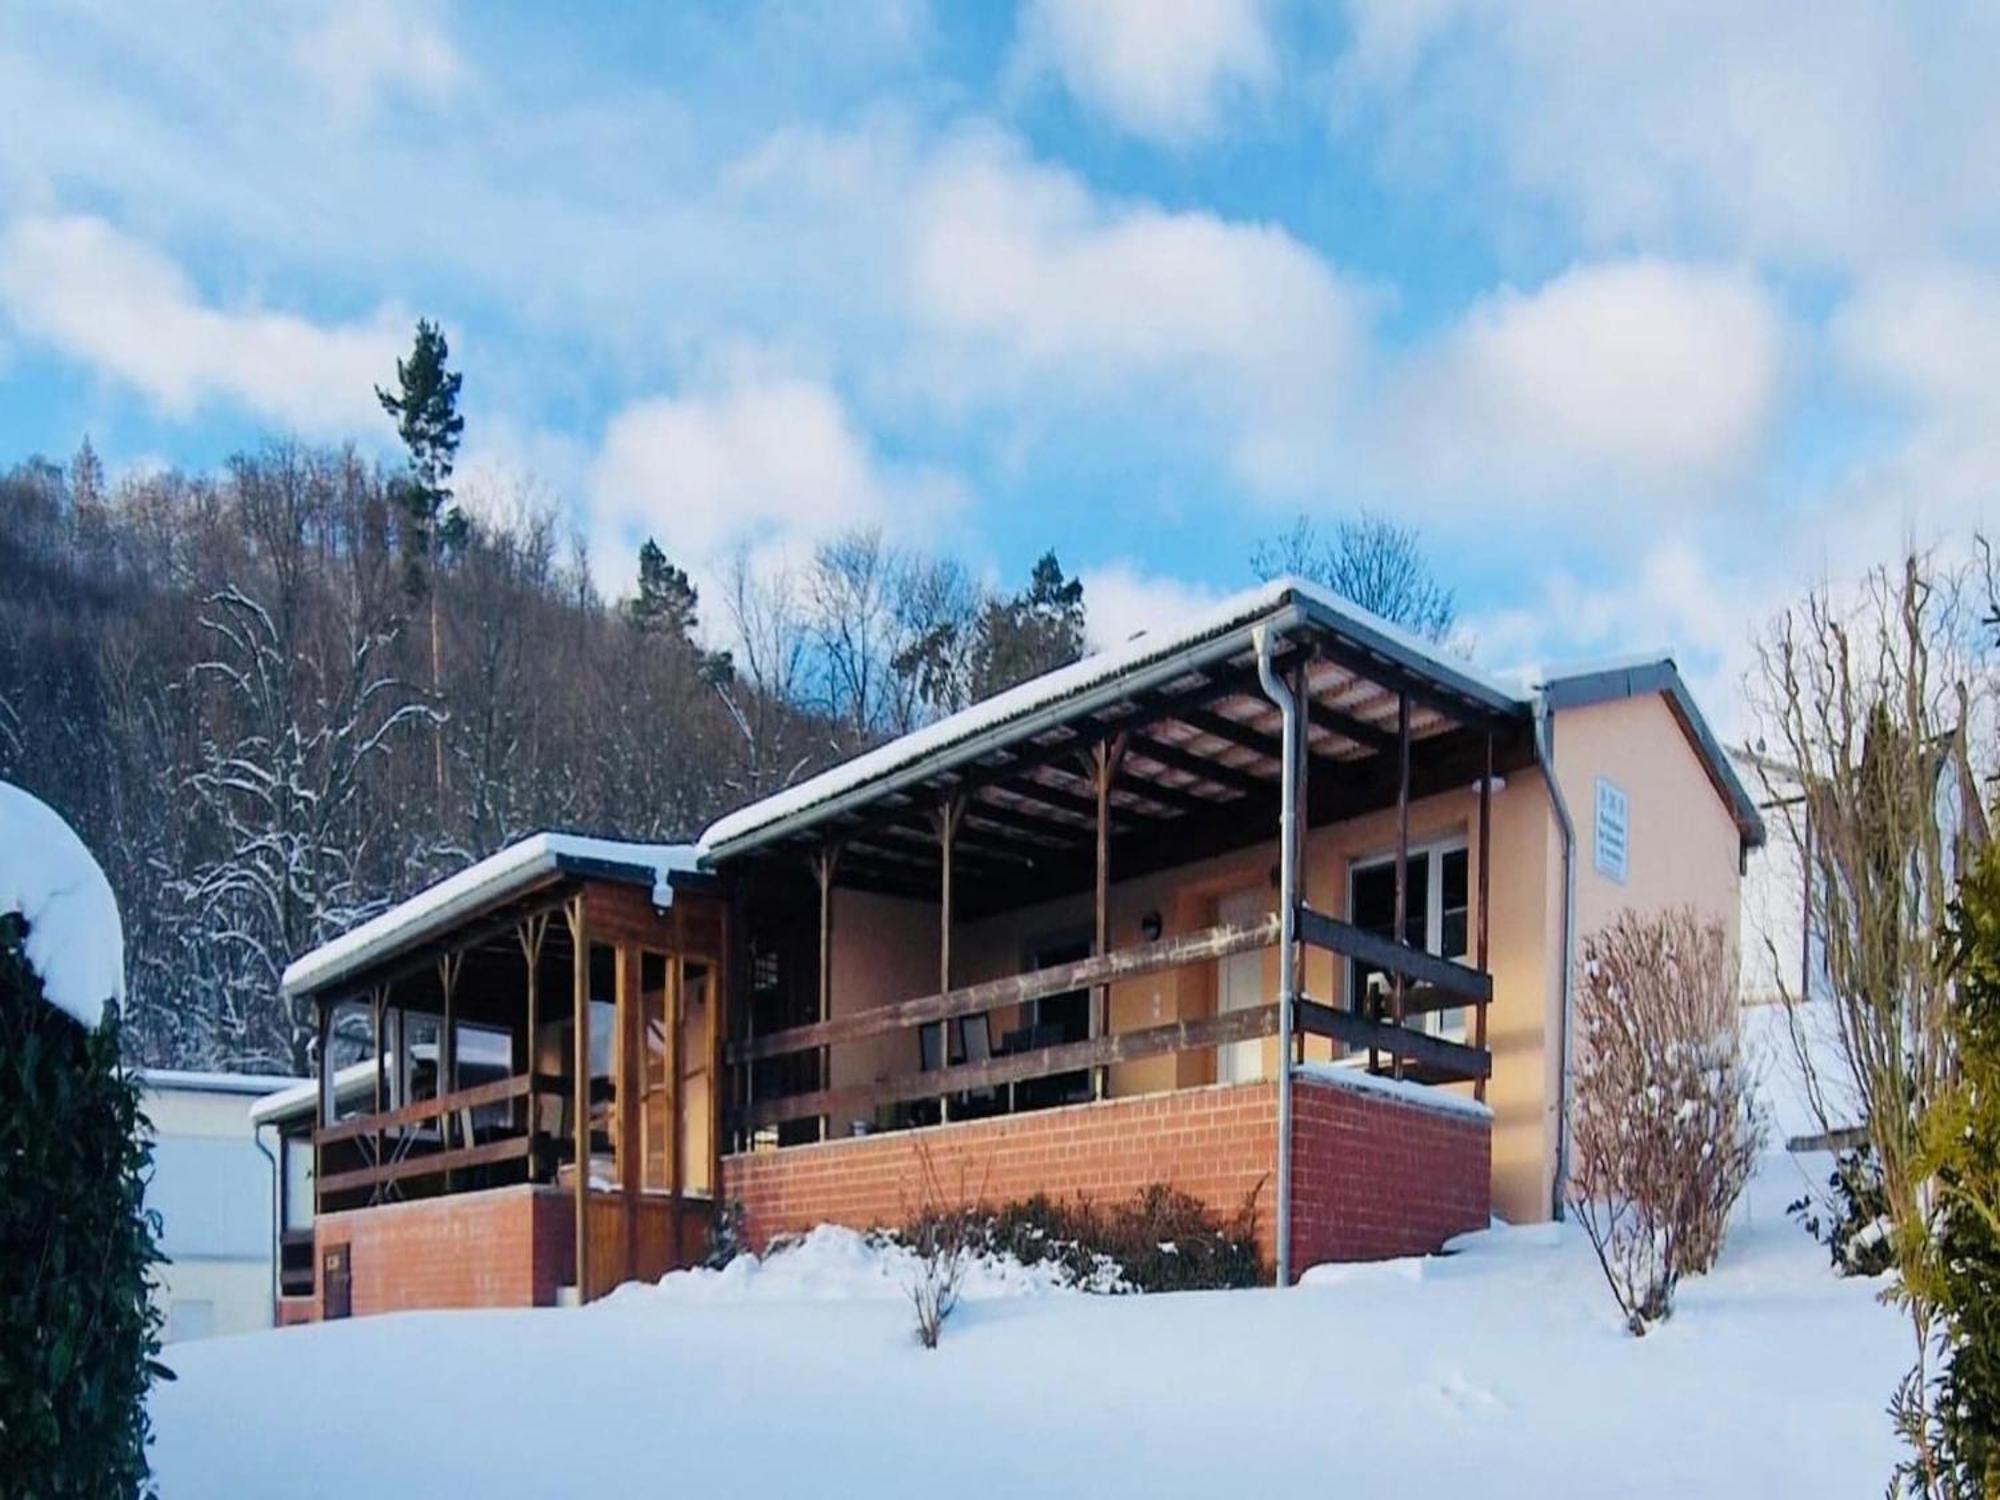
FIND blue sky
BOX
[4,1,1999,732]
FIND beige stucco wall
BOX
[813,689,1742,1225]
[1550,694,1743,957]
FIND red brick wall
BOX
[721,1075,1491,1278]
[286,1080,1489,1319]
[311,1185,574,1318]
[1288,1075,1490,1269]
[725,1084,1285,1264]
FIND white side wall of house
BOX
[142,1074,298,1341]
[1736,753,1808,1007]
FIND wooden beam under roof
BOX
[952,721,1531,919]
[1125,731,1274,799]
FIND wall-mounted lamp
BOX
[1474,775,1507,795]
[1139,910,1164,942]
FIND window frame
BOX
[1345,833,1473,1040]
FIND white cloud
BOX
[1387,259,1784,505]
[1833,265,2000,428]
[294,0,466,120]
[907,130,1367,491]
[1081,561,1225,651]
[0,213,405,436]
[586,374,963,594]
[1471,536,1777,739]
[1014,0,1275,145]
[1334,1,2000,275]
[1817,265,2000,535]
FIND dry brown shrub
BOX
[1568,907,1766,1334]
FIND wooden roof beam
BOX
[1126,732,1275,799]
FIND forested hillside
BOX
[0,437,1087,1074]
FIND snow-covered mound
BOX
[0,780,123,1028]
[151,1151,1904,1498]
[615,1223,1114,1305]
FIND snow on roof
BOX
[0,780,124,1029]
[699,575,1531,858]
[281,833,699,999]
[140,1069,305,1097]
[1294,1060,1495,1122]
[248,1058,378,1125]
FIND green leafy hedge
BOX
[0,911,167,1498]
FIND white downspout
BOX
[1253,625,1299,1287]
[1534,691,1577,1221]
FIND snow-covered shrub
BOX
[978,1184,1264,1293]
[1787,1146,1895,1277]
[0,909,167,1496]
[1568,908,1765,1335]
[901,1182,1265,1297]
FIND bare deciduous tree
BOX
[1568,908,1764,1335]
[1751,553,1989,1268]
[1251,512,1458,644]
[902,1141,982,1349]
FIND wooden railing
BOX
[731,915,1280,1065]
[729,904,1493,1133]
[314,1072,567,1201]
[1293,903,1491,1087]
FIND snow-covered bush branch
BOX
[1568,907,1765,1334]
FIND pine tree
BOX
[626,538,733,686]
[628,539,701,639]
[969,551,1085,702]
[376,319,466,581]
[376,319,465,799]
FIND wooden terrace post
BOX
[619,945,640,1285]
[565,892,590,1304]
[518,912,549,1182]
[1087,733,1129,1100]
[1290,658,1311,1067]
[935,794,965,1121]
[811,844,841,1141]
[1475,731,1493,1103]
[438,950,463,1190]
[667,949,683,1230]
[314,996,330,1217]
[707,913,725,1226]
[1390,691,1411,1081]
[371,983,390,1204]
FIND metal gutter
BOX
[1253,623,1300,1288]
[1534,692,1578,1222]
[703,601,1322,864]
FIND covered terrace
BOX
[709,580,1539,1278]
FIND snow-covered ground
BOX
[151,1142,1906,1498]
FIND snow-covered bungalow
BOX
[269,577,1762,1320]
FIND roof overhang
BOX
[1540,657,1766,849]
[281,835,707,1002]
[699,577,1530,867]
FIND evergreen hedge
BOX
[0,911,166,1498]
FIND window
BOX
[1595,777,1629,883]
[283,1133,315,1232]
[1348,839,1471,1038]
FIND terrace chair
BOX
[954,1015,1002,1119]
